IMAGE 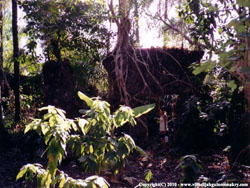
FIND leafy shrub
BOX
[174,90,244,152]
[70,92,154,174]
[17,163,108,188]
[176,155,202,184]
[17,92,154,187]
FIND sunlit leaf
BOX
[56,108,66,119]
[145,170,152,182]
[193,60,215,75]
[123,134,136,149]
[135,146,147,156]
[16,166,28,180]
[133,103,155,118]
[78,118,89,135]
[218,27,223,34]
[93,176,109,188]
[24,119,41,133]
[45,173,52,188]
[58,174,65,188]
[41,124,49,135]
[89,145,94,154]
[78,91,93,106]
[43,113,52,121]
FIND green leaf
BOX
[228,80,237,92]
[78,118,89,135]
[41,124,49,135]
[218,28,223,34]
[59,175,66,188]
[145,170,152,182]
[135,146,147,156]
[89,145,94,154]
[117,141,130,156]
[114,111,129,127]
[193,60,215,75]
[45,173,52,188]
[47,139,62,176]
[78,91,93,106]
[29,164,39,173]
[59,173,66,188]
[16,166,28,180]
[113,106,136,127]
[24,119,41,133]
[47,106,57,114]
[70,121,78,132]
[37,173,46,188]
[39,106,50,111]
[56,108,66,119]
[44,132,53,145]
[93,176,109,188]
[219,51,234,64]
[43,113,52,121]
[123,134,136,149]
[133,103,155,118]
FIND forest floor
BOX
[0,136,249,188]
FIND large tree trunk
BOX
[108,0,150,142]
[12,0,20,122]
[107,0,204,144]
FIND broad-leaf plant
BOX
[16,91,154,187]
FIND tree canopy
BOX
[22,0,108,63]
